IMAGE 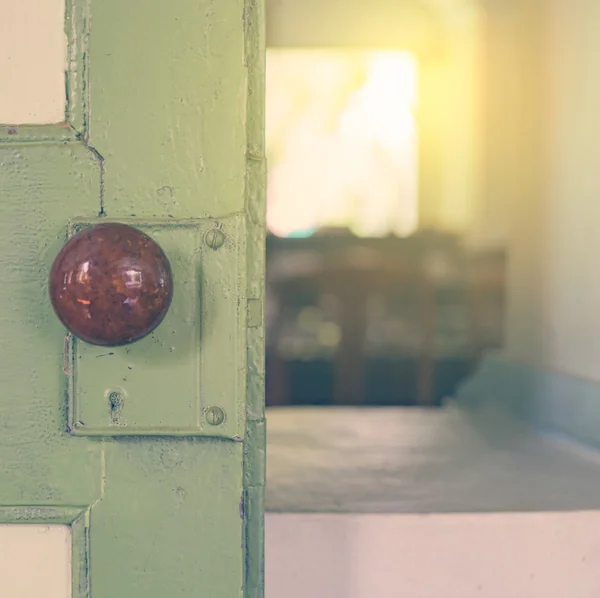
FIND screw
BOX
[204,228,225,250]
[205,406,225,426]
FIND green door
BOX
[0,0,265,596]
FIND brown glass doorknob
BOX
[49,223,174,346]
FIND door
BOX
[0,0,265,596]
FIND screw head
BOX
[205,406,225,426]
[204,228,225,250]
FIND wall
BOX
[502,0,600,381]
[418,8,483,239]
[490,0,547,365]
[540,0,600,379]
[267,512,600,598]
[465,3,517,250]
[266,0,437,50]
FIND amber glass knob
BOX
[49,223,173,346]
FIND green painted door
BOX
[0,0,265,596]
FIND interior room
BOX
[265,1,600,596]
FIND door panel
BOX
[0,0,265,596]
[0,145,103,508]
[87,0,249,220]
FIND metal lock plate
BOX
[65,215,246,439]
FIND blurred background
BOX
[265,1,507,407]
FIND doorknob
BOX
[49,222,173,346]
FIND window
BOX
[266,49,419,238]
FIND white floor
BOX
[266,512,600,598]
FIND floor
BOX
[266,401,600,513]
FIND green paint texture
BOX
[0,0,265,596]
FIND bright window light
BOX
[267,49,419,238]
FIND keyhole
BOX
[108,390,124,423]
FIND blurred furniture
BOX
[266,232,505,407]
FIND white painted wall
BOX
[0,525,71,598]
[503,0,600,381]
[267,512,600,598]
[537,0,600,380]
[0,0,66,124]
[266,0,436,51]
[418,8,483,239]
